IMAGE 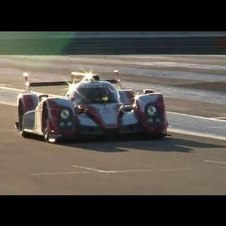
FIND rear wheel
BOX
[18,101,30,138]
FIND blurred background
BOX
[1,31,226,54]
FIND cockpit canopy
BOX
[69,81,120,104]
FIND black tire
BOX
[18,101,30,138]
[152,133,166,140]
[18,101,24,132]
[42,105,50,142]
[43,127,49,142]
[20,129,31,138]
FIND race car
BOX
[15,71,168,142]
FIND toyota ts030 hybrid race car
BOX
[15,71,169,143]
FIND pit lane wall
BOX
[0,32,226,54]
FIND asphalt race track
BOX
[1,104,226,195]
[0,55,226,194]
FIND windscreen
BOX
[77,86,119,104]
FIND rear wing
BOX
[70,71,121,86]
[22,70,121,93]
[23,72,71,93]
[29,81,70,87]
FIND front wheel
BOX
[42,105,50,142]
[152,132,167,140]
[43,124,50,142]
[145,132,166,140]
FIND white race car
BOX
[15,71,168,142]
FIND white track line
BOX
[30,171,90,176]
[72,164,191,174]
[169,128,226,141]
[211,117,226,120]
[168,111,226,123]
[204,160,226,165]
[29,168,191,176]
[0,86,24,92]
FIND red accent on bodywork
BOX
[46,99,77,138]
[156,95,165,112]
[135,95,168,134]
[83,104,122,129]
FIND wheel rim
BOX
[42,106,50,142]
[44,126,49,141]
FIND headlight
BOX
[146,105,157,117]
[147,118,154,124]
[60,109,70,120]
[155,118,161,125]
[67,121,73,127]
[59,122,66,128]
